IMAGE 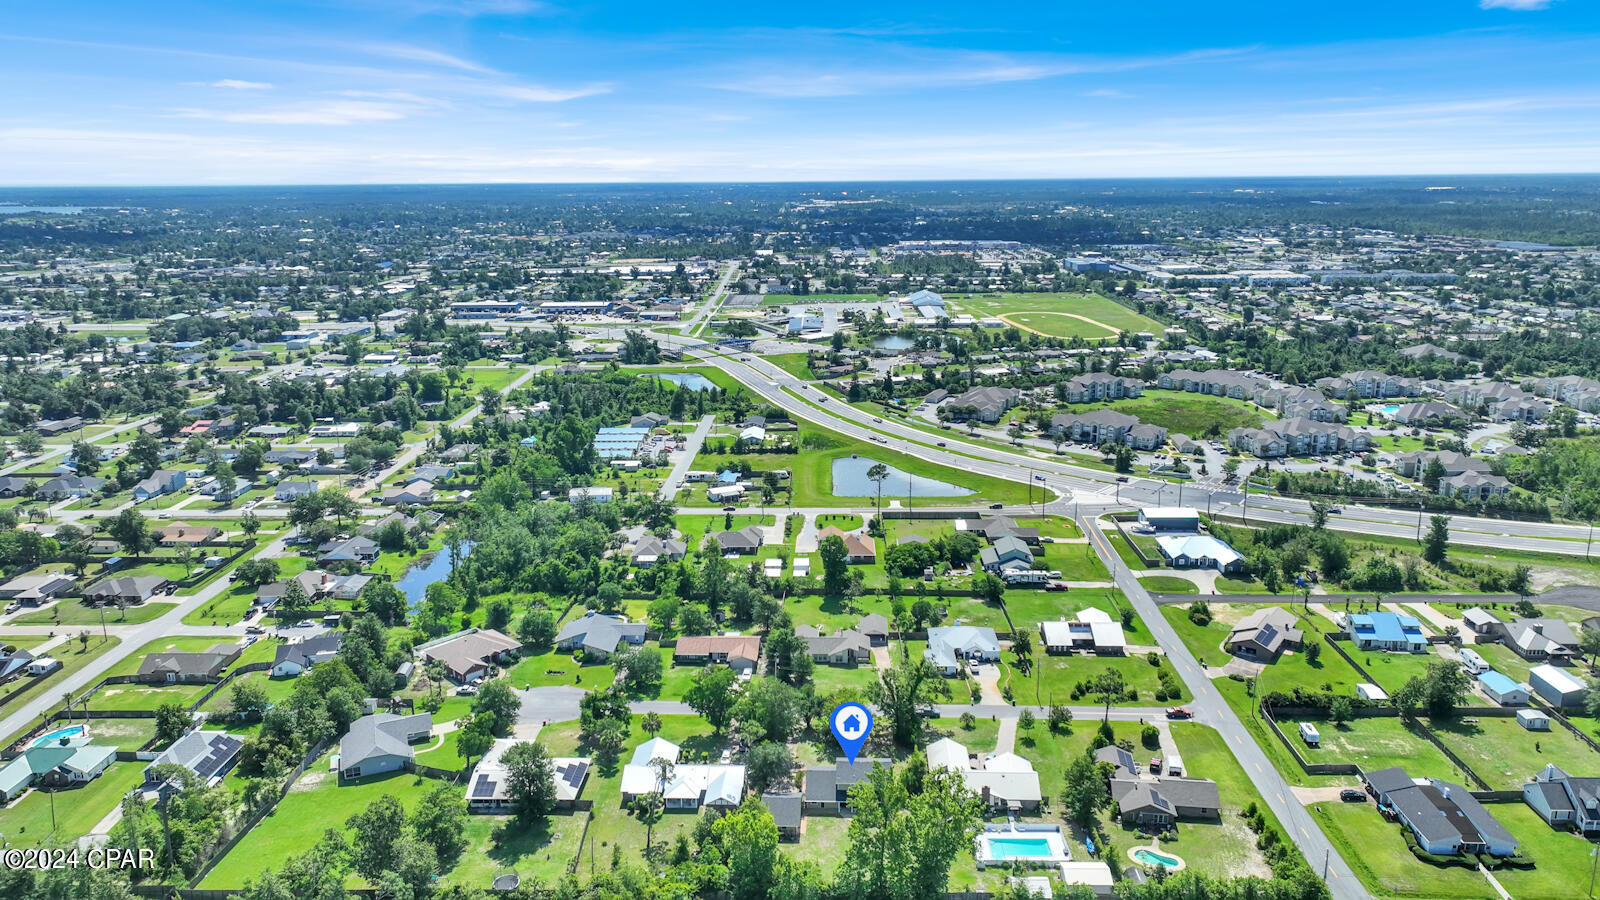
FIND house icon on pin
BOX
[842,714,861,734]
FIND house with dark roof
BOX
[710,525,765,555]
[796,625,871,665]
[857,613,889,646]
[145,730,243,787]
[630,534,687,568]
[803,758,892,814]
[1110,776,1221,827]
[1226,607,1304,660]
[272,632,343,677]
[133,470,186,500]
[339,713,433,780]
[554,612,646,660]
[1386,773,1519,856]
[0,573,76,605]
[136,643,240,683]
[317,535,379,566]
[1524,764,1600,834]
[979,535,1034,573]
[82,575,171,606]
[762,792,804,840]
[944,387,1021,423]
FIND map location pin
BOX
[829,701,873,764]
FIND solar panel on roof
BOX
[472,774,498,798]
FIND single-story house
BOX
[0,743,116,801]
[1154,534,1244,573]
[82,575,171,607]
[136,643,241,683]
[339,713,433,781]
[1342,611,1427,653]
[1110,776,1221,827]
[673,635,761,673]
[467,738,591,812]
[924,626,1000,675]
[1039,609,1126,655]
[272,632,344,677]
[1226,607,1304,660]
[796,625,871,665]
[761,792,804,841]
[416,628,522,683]
[927,737,1042,813]
[554,612,647,660]
[1524,764,1600,833]
[619,737,746,810]
[803,757,890,815]
[145,730,243,787]
[0,573,76,605]
[1385,771,1519,856]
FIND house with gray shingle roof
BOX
[339,713,433,781]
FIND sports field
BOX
[958,292,1164,339]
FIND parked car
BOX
[455,685,479,696]
[1339,789,1367,802]
[1166,707,1193,719]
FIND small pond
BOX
[654,373,716,391]
[871,335,915,351]
[399,542,473,607]
[831,456,973,498]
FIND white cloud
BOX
[211,79,273,90]
[1480,0,1555,8]
[353,42,495,74]
[476,82,612,102]
[170,100,414,125]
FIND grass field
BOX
[1312,802,1498,899]
[13,599,173,626]
[201,753,449,887]
[1097,393,1266,436]
[960,293,1164,340]
[1140,576,1199,593]
[441,811,587,888]
[1429,714,1600,789]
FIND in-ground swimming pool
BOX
[1381,405,1400,415]
[31,724,87,747]
[974,825,1071,867]
[986,838,1054,860]
[1131,847,1185,870]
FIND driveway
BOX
[517,686,586,726]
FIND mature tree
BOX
[1329,696,1354,725]
[278,579,310,617]
[109,508,154,556]
[868,655,941,747]
[517,609,558,648]
[818,534,851,596]
[1060,752,1111,827]
[1303,641,1322,665]
[1422,515,1450,565]
[616,646,664,695]
[685,666,741,733]
[229,678,271,724]
[1087,669,1127,721]
[1580,628,1600,666]
[714,797,781,900]
[1393,660,1470,719]
[1048,704,1073,733]
[732,677,802,744]
[346,795,408,883]
[746,741,794,793]
[501,741,557,823]
[409,781,468,862]
[472,678,520,733]
[154,703,193,743]
[359,579,407,627]
[836,765,982,900]
[1309,501,1329,531]
[866,463,890,514]
[235,558,280,587]
[456,717,494,770]
[1422,456,1447,492]
[641,711,663,735]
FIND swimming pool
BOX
[1130,847,1186,870]
[974,825,1071,867]
[1381,405,1400,415]
[986,838,1054,860]
[31,724,87,747]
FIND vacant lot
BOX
[1430,714,1600,789]
[964,293,1164,340]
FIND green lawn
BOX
[13,599,173,626]
[504,648,616,693]
[1359,648,1445,694]
[699,427,1033,507]
[200,754,449,887]
[779,814,849,877]
[1276,715,1470,781]
[101,636,248,679]
[1311,801,1497,899]
[809,663,880,695]
[0,761,147,847]
[1070,390,1267,437]
[1140,576,1199,593]
[1002,649,1189,708]
[766,353,816,381]
[415,730,463,772]
[1429,714,1600,789]
[1491,802,1600,899]
[82,682,209,712]
[441,811,587,889]
[962,292,1164,340]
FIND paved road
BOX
[0,528,297,743]
[1082,517,1369,900]
[679,261,740,336]
[689,348,1598,556]
[658,414,715,500]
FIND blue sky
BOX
[2,0,1597,183]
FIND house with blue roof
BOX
[1342,611,1427,653]
[1477,670,1530,706]
[716,470,741,485]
